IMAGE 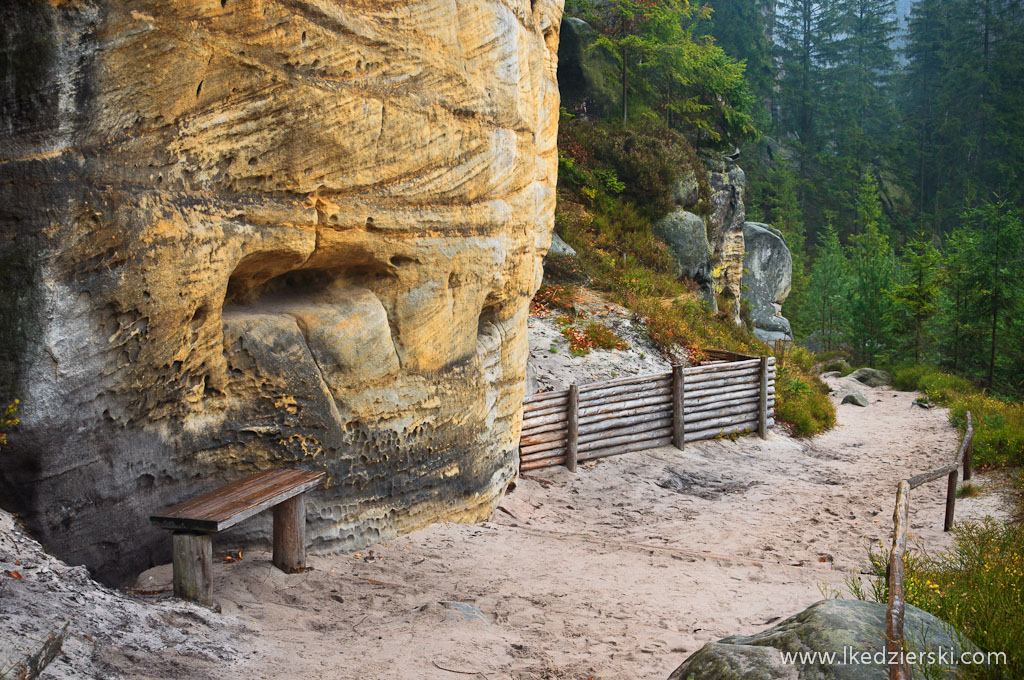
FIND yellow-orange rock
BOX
[0,0,563,581]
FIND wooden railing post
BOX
[963,412,973,481]
[887,480,911,680]
[672,364,685,450]
[758,356,769,439]
[565,384,579,473]
[944,468,958,532]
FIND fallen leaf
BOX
[6,570,22,580]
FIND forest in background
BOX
[558,0,1024,399]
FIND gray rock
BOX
[557,18,620,119]
[655,210,714,298]
[669,599,972,680]
[742,222,793,341]
[841,390,870,407]
[673,168,700,208]
[849,368,892,388]
[754,328,793,347]
[548,232,577,258]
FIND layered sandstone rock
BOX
[0,0,563,582]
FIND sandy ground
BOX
[2,364,1014,679]
[115,376,1010,680]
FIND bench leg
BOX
[273,493,307,573]
[172,531,213,606]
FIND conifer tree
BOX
[889,230,941,363]
[807,221,850,351]
[845,174,897,365]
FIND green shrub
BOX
[774,367,836,436]
[857,520,1024,680]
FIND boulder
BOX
[557,17,620,119]
[0,0,563,583]
[842,391,870,407]
[654,210,714,306]
[742,222,793,343]
[849,368,892,388]
[548,233,578,258]
[669,599,973,680]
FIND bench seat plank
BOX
[150,469,325,533]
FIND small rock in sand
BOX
[841,390,870,407]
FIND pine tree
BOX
[889,229,941,363]
[807,221,850,351]
[958,200,1024,389]
[845,174,897,365]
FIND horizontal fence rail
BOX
[519,351,777,472]
[885,412,974,680]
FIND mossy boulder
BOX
[849,368,892,388]
[668,599,972,680]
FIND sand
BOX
[2,365,1013,679]
[113,375,1011,680]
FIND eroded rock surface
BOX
[0,0,563,582]
[742,222,793,344]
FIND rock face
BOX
[557,17,620,119]
[742,222,793,344]
[0,0,563,582]
[654,157,746,319]
[669,599,972,680]
[704,158,748,324]
[654,210,714,305]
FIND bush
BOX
[773,367,836,436]
[857,520,1024,680]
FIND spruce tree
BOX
[889,230,941,363]
[845,173,897,365]
[807,221,850,351]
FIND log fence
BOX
[884,412,974,680]
[519,350,777,472]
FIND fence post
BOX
[944,468,958,532]
[758,356,769,439]
[963,412,973,481]
[565,384,578,473]
[672,365,685,450]
[887,480,911,680]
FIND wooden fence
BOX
[885,412,974,680]
[519,350,777,472]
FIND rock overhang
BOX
[0,0,564,582]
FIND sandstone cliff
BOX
[0,0,563,582]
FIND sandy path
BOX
[131,377,1011,680]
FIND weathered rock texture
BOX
[655,157,747,320]
[669,599,972,680]
[0,0,563,583]
[742,222,793,344]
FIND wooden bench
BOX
[150,468,325,605]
